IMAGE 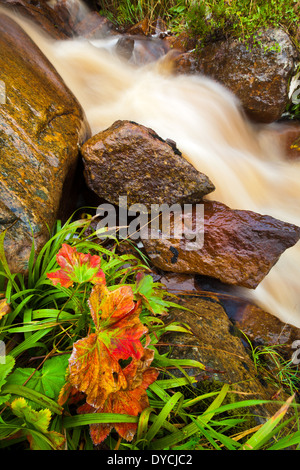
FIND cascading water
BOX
[4,8,300,327]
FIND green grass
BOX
[0,214,299,450]
[98,0,299,44]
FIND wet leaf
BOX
[68,285,148,408]
[10,397,65,450]
[0,355,15,391]
[47,243,106,287]
[78,365,159,444]
[0,297,11,320]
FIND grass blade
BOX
[242,394,295,450]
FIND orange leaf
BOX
[69,333,128,408]
[0,298,11,320]
[68,285,149,408]
[78,366,159,444]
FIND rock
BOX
[127,17,149,36]
[164,32,197,53]
[174,28,298,123]
[0,0,73,38]
[131,37,170,65]
[226,302,300,357]
[266,121,300,160]
[49,0,87,33]
[0,13,90,273]
[142,200,300,289]
[74,10,116,39]
[162,296,294,422]
[115,36,135,61]
[159,273,198,294]
[81,120,215,208]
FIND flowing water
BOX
[5,9,300,327]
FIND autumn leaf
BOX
[47,243,106,288]
[68,285,148,408]
[0,297,11,320]
[78,361,159,444]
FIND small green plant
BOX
[0,215,300,450]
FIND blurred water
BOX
[6,10,300,327]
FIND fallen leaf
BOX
[68,285,148,408]
[78,366,159,443]
[47,244,106,288]
[0,298,11,320]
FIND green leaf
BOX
[41,355,69,400]
[11,397,51,433]
[0,355,15,390]
[6,355,69,401]
[1,384,63,415]
[10,397,65,450]
[150,384,230,449]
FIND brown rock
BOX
[74,10,116,39]
[0,0,73,38]
[81,120,215,208]
[0,13,90,273]
[115,36,135,61]
[127,17,149,36]
[266,121,300,160]
[173,28,298,123]
[131,37,170,65]
[163,297,295,422]
[164,33,197,53]
[228,302,300,355]
[142,200,300,289]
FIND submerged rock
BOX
[81,120,215,208]
[142,200,300,289]
[0,14,90,273]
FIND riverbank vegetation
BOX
[0,216,299,450]
[98,0,300,46]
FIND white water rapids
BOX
[5,8,300,328]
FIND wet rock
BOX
[174,28,298,123]
[49,0,87,33]
[115,36,135,61]
[159,273,198,294]
[81,120,215,209]
[226,302,300,357]
[0,0,72,38]
[164,32,197,53]
[74,10,116,39]
[127,17,149,36]
[0,13,90,273]
[266,121,300,160]
[131,37,170,65]
[142,200,300,289]
[163,296,293,421]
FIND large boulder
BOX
[0,0,73,38]
[173,28,298,123]
[81,120,215,208]
[0,13,90,273]
[142,200,300,289]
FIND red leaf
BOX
[47,244,106,287]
